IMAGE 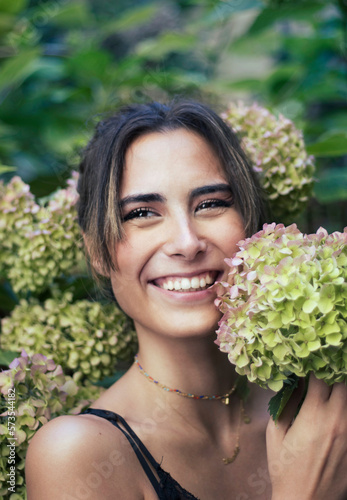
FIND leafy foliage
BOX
[0,0,346,230]
[225,0,347,230]
[267,375,299,423]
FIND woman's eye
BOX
[122,207,157,222]
[196,199,233,212]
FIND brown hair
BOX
[77,99,266,275]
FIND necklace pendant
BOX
[222,446,240,465]
[222,396,230,405]
[243,414,251,424]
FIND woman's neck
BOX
[136,330,238,397]
[123,327,244,438]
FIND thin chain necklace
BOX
[134,354,251,464]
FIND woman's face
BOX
[110,128,245,340]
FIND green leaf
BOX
[265,63,305,98]
[281,34,337,60]
[0,0,27,14]
[268,375,299,423]
[0,48,41,92]
[102,3,159,34]
[248,3,325,35]
[49,1,91,28]
[306,132,347,157]
[0,349,19,367]
[0,13,17,35]
[325,112,347,131]
[314,167,347,203]
[0,165,16,173]
[136,32,197,59]
[206,0,262,23]
[231,29,280,56]
[96,370,126,388]
[220,78,265,92]
[0,282,18,312]
[235,375,250,401]
[66,49,112,81]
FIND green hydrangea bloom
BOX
[0,351,103,499]
[222,102,315,222]
[0,173,84,295]
[1,292,137,383]
[215,223,347,392]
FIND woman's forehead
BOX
[121,129,226,195]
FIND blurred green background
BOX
[0,4,346,489]
[1,0,347,231]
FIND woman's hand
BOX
[266,375,347,500]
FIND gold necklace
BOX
[134,354,251,464]
[222,399,251,464]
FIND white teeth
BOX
[206,275,214,285]
[158,273,216,291]
[191,277,200,289]
[181,278,191,290]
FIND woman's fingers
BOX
[267,376,347,500]
[301,374,331,407]
[329,381,347,405]
[269,378,305,438]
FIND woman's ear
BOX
[82,233,110,277]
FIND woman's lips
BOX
[152,271,219,292]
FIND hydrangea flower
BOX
[0,176,39,273]
[222,103,315,222]
[0,351,103,499]
[1,292,138,383]
[215,223,347,392]
[0,173,84,294]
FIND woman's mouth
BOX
[152,271,219,293]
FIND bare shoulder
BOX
[25,413,146,500]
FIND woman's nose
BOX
[162,217,207,260]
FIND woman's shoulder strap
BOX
[82,408,164,497]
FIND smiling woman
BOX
[108,128,246,341]
[25,100,347,500]
[77,101,264,278]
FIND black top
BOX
[82,408,200,500]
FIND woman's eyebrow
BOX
[190,183,232,199]
[119,184,231,208]
[119,193,166,208]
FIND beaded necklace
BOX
[134,354,236,404]
[134,354,251,464]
